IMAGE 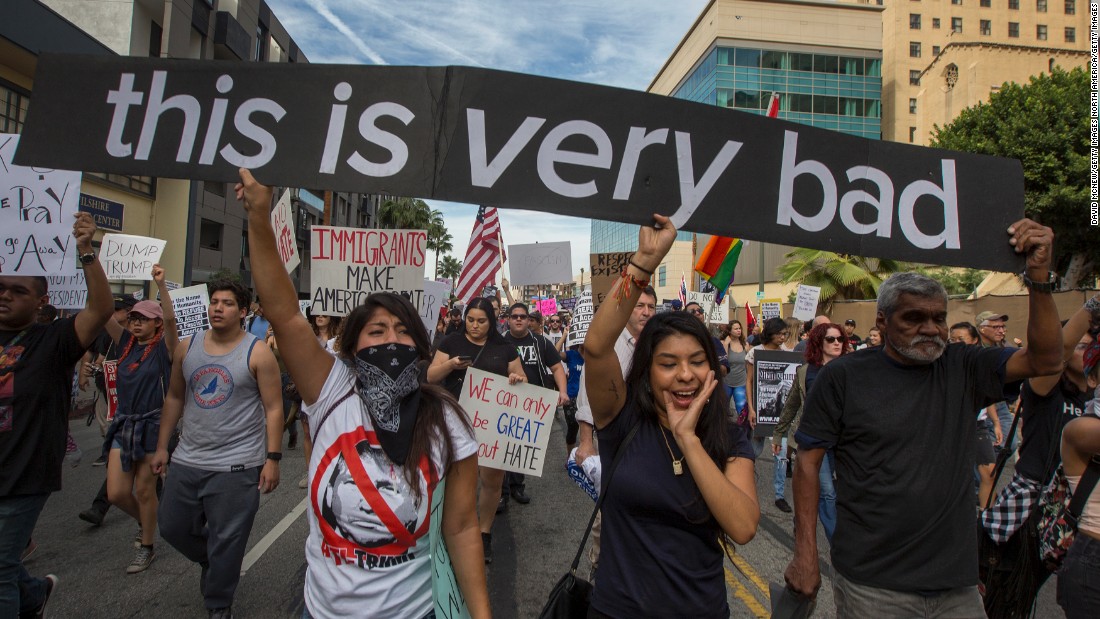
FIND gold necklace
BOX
[659,426,684,476]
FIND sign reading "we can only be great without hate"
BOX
[15,55,1028,272]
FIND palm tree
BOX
[438,255,463,294]
[425,210,453,279]
[376,196,433,230]
[777,248,914,314]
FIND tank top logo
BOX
[190,364,234,409]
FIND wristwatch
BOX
[1021,271,1057,294]
[79,252,96,265]
[266,452,282,462]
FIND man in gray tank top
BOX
[150,280,283,619]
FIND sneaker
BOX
[133,527,144,549]
[775,498,793,513]
[30,574,58,618]
[64,445,83,468]
[21,539,37,562]
[481,532,492,564]
[91,456,106,467]
[298,476,308,489]
[208,606,233,619]
[78,508,105,527]
[126,545,155,574]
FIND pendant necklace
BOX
[659,426,684,476]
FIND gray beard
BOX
[888,333,947,364]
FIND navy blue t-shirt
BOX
[114,330,172,417]
[592,400,755,618]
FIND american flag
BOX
[678,272,688,308]
[454,207,506,304]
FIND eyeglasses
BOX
[688,309,705,315]
[823,336,842,344]
[982,324,1006,331]
[509,314,528,320]
[128,314,152,323]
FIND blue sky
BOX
[266,0,710,279]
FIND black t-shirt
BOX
[437,333,519,399]
[0,318,87,495]
[115,330,172,417]
[795,344,1012,591]
[1015,378,1087,482]
[592,399,755,618]
[502,331,561,388]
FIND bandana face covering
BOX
[350,343,422,464]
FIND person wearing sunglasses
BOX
[773,323,849,540]
[544,314,566,353]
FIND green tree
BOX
[930,66,1094,289]
[921,267,989,297]
[207,267,243,284]
[438,255,463,293]
[376,196,434,230]
[426,210,453,279]
[777,248,914,313]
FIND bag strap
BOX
[1067,456,1100,520]
[313,388,357,436]
[567,419,641,574]
[985,401,1025,509]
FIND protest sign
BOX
[169,284,211,338]
[559,297,577,312]
[686,291,730,325]
[459,367,557,477]
[103,360,119,422]
[589,252,634,309]
[309,226,427,316]
[299,300,312,316]
[14,56,1028,272]
[751,350,803,438]
[47,272,87,309]
[416,279,451,337]
[165,280,181,291]
[537,298,558,316]
[508,242,571,286]
[429,478,471,619]
[760,299,783,321]
[792,285,822,321]
[270,190,300,273]
[0,133,80,276]
[131,290,144,301]
[98,233,166,280]
[564,292,593,348]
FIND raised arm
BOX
[152,264,179,357]
[1029,290,1100,396]
[235,169,333,406]
[72,212,113,348]
[1002,219,1069,383]
[584,214,676,428]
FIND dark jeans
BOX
[159,463,260,611]
[1058,532,1100,618]
[0,493,50,616]
[505,472,525,494]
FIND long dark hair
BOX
[338,293,471,498]
[462,297,508,345]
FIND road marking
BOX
[724,565,770,618]
[728,548,770,598]
[240,497,308,576]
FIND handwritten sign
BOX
[103,360,119,422]
[686,291,730,325]
[760,299,783,321]
[460,367,557,477]
[299,300,312,316]
[310,226,427,316]
[564,291,593,348]
[508,241,572,286]
[47,271,87,309]
[98,233,166,280]
[537,298,558,317]
[429,477,471,619]
[589,252,634,309]
[792,285,821,321]
[0,133,80,276]
[169,284,211,338]
[416,279,451,338]
[270,190,300,273]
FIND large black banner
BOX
[16,54,1026,271]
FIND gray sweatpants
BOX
[158,462,260,611]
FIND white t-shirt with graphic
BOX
[301,360,477,619]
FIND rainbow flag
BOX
[694,236,744,304]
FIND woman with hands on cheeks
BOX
[584,214,759,619]
[234,170,490,619]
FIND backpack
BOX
[1036,456,1100,571]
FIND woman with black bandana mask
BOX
[234,170,491,619]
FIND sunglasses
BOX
[688,308,705,315]
[823,336,842,343]
[510,314,529,320]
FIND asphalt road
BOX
[26,412,1060,618]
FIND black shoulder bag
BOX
[538,420,641,619]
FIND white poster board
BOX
[299,300,312,316]
[792,285,822,321]
[0,133,81,275]
[686,291,730,325]
[416,279,451,338]
[564,291,593,348]
[98,233,166,280]
[169,284,211,338]
[507,241,572,286]
[459,367,557,477]
[47,272,87,309]
[310,226,427,316]
[270,190,300,273]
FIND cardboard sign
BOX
[98,233,166,280]
[270,190,300,273]
[759,299,783,321]
[792,285,821,321]
[537,298,558,316]
[169,284,211,338]
[686,290,730,325]
[589,252,634,310]
[429,478,471,619]
[47,272,87,309]
[564,291,593,348]
[416,278,451,338]
[0,133,80,276]
[309,226,427,316]
[752,350,803,437]
[103,360,119,422]
[459,367,557,477]
[508,241,572,286]
[14,56,1029,272]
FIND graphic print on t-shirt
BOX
[190,364,234,409]
[0,343,26,432]
[312,426,437,569]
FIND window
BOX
[952,0,962,4]
[1037,24,1048,40]
[910,70,921,85]
[1037,0,1047,10]
[149,21,162,57]
[933,18,941,28]
[1065,27,1076,42]
[910,13,921,29]
[944,63,959,90]
[952,17,963,33]
[933,45,941,55]
[1008,0,1019,8]
[0,82,29,134]
[909,98,918,114]
[1065,0,1075,14]
[981,0,991,5]
[254,24,268,61]
[87,172,155,196]
[199,219,223,251]
[203,181,225,197]
[909,127,917,143]
[1008,22,1020,37]
[981,20,992,35]
[658,265,666,287]
[910,42,922,57]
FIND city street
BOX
[28,413,1060,618]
